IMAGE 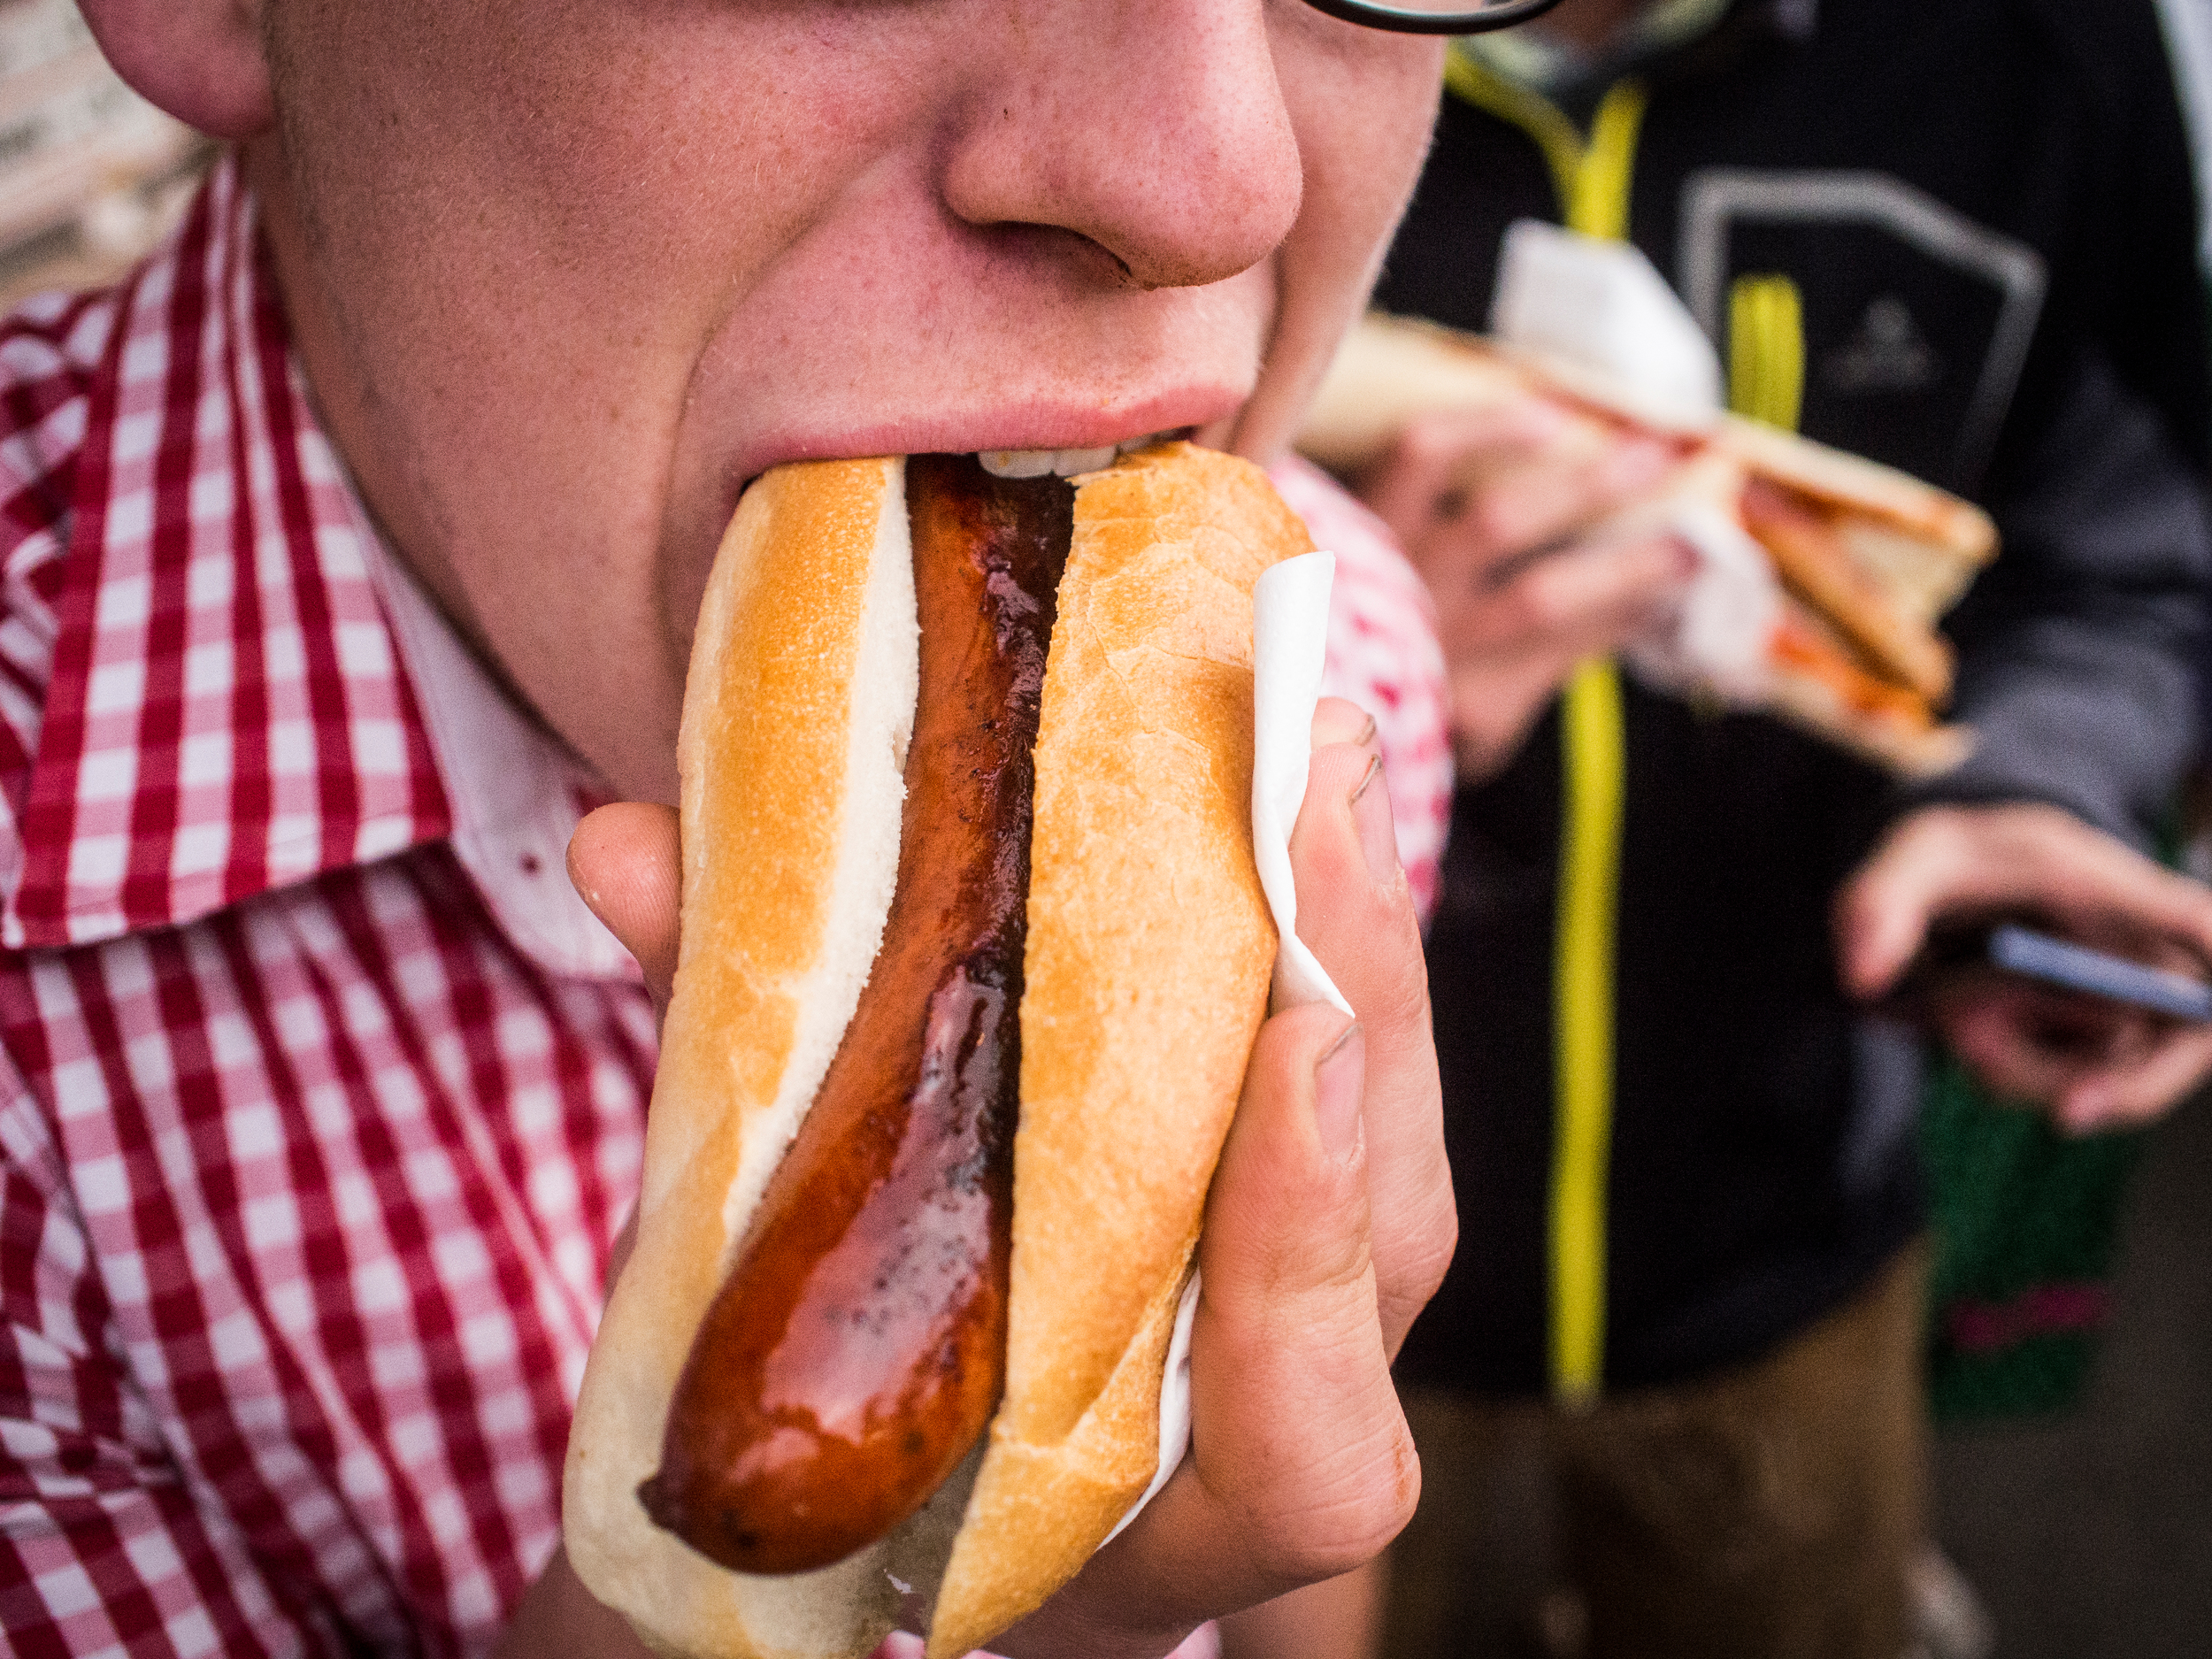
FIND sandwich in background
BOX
[1298,312,1998,776]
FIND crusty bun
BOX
[1298,313,1996,774]
[565,442,1306,1659]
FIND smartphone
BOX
[1973,923,2212,1023]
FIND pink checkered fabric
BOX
[1271,455,1453,919]
[0,161,657,1659]
[0,157,1450,1658]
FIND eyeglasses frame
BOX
[1301,0,1567,35]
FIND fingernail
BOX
[1350,755,1399,883]
[1315,1020,1365,1163]
[1311,703,1379,752]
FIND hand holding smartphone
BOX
[1979,923,2212,1023]
[1839,803,2212,1131]
[1901,918,2212,1024]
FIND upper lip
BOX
[723,389,1240,504]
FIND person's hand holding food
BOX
[1355,400,1694,780]
[549,449,1451,1659]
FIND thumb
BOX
[996,1006,1413,1650]
[1187,1005,1415,1589]
[569,803,682,1010]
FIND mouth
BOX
[727,424,1202,516]
[973,428,1189,480]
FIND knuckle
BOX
[1398,1202,1457,1313]
[1298,1228,1381,1307]
[1394,422,1455,473]
[1516,567,1573,632]
[1461,496,1526,554]
[1377,1170,1458,1334]
[1378,1259,1452,1352]
[1249,1424,1422,1586]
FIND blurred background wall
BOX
[0,0,204,310]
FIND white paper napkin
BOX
[1105,551,1353,1547]
[1612,502,1782,705]
[1487,223,1780,708]
[1491,219,1722,422]
[1252,553,1358,1021]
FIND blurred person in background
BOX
[1222,1,2212,1656]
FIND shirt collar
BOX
[2,156,633,982]
[354,489,634,981]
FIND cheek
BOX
[270,4,970,620]
[1293,40,1440,249]
[1223,33,1438,460]
[261,1,978,795]
[277,3,950,419]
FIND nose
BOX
[936,0,1305,293]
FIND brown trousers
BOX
[1384,1244,1929,1659]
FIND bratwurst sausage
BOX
[638,455,1075,1575]
[565,441,1303,1659]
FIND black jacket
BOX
[1379,0,2212,1396]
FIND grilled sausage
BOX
[637,455,1073,1575]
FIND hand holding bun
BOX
[560,444,1451,1659]
[562,726,1446,1659]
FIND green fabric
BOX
[1921,1056,2144,1421]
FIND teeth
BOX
[976,436,1164,480]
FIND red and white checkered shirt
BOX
[0,158,1448,1658]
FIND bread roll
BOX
[565,442,1311,1659]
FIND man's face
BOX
[250,1,1440,800]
